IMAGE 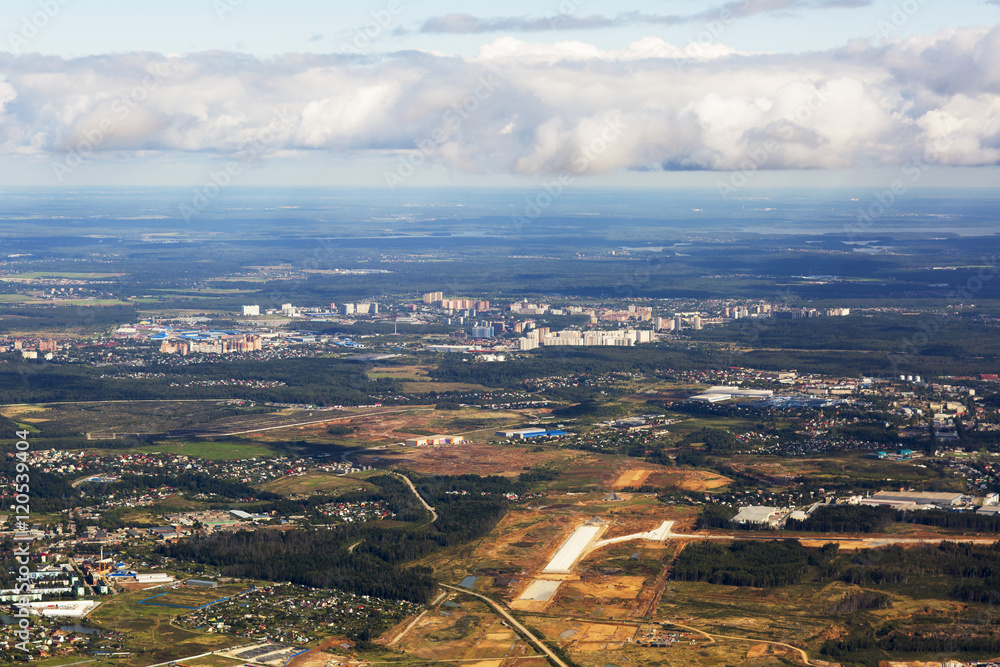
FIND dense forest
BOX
[672,540,833,587]
[0,357,401,406]
[786,504,1000,534]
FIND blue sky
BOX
[0,0,998,188]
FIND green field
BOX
[86,589,240,666]
[140,586,242,609]
[136,440,284,460]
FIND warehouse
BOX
[404,435,465,446]
[731,506,781,526]
[865,491,966,508]
[495,428,567,439]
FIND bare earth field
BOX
[612,465,732,491]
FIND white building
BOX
[241,305,260,316]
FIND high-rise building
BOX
[423,291,444,304]
[673,316,683,331]
[692,315,703,330]
[341,303,355,316]
[241,305,260,316]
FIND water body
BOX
[60,624,100,634]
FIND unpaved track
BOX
[441,584,569,667]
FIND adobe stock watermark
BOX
[511,117,627,234]
[384,73,502,190]
[542,0,586,28]
[51,65,168,183]
[340,0,402,53]
[178,107,296,222]
[845,131,958,242]
[681,7,736,63]
[7,0,71,54]
[877,0,929,38]
[716,85,829,200]
[887,254,1000,375]
[11,430,33,654]
[214,0,244,21]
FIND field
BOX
[138,586,237,610]
[389,593,543,666]
[136,440,283,460]
[259,471,378,495]
[612,466,732,491]
[85,588,242,666]
[400,381,498,393]
[247,405,532,447]
[356,440,570,476]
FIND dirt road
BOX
[441,584,569,667]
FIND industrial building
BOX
[495,428,568,439]
[731,506,782,526]
[862,491,967,509]
[404,435,466,446]
[690,386,774,402]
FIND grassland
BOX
[259,471,378,495]
[85,588,243,666]
[400,381,497,393]
[136,440,283,460]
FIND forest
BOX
[160,473,522,603]
[671,540,832,587]
[0,356,401,407]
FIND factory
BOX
[731,506,785,527]
[495,428,568,439]
[690,386,775,402]
[404,435,466,446]
[861,491,968,509]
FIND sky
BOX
[0,0,998,189]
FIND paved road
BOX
[440,584,569,667]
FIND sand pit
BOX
[612,467,731,491]
[612,469,652,489]
[563,576,646,600]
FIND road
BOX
[660,528,998,548]
[663,622,820,666]
[392,471,438,522]
[192,406,434,437]
[389,589,449,646]
[440,584,569,667]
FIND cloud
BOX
[2,27,999,178]
[412,1,874,34]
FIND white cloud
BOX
[0,27,998,176]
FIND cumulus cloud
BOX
[1,27,999,176]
